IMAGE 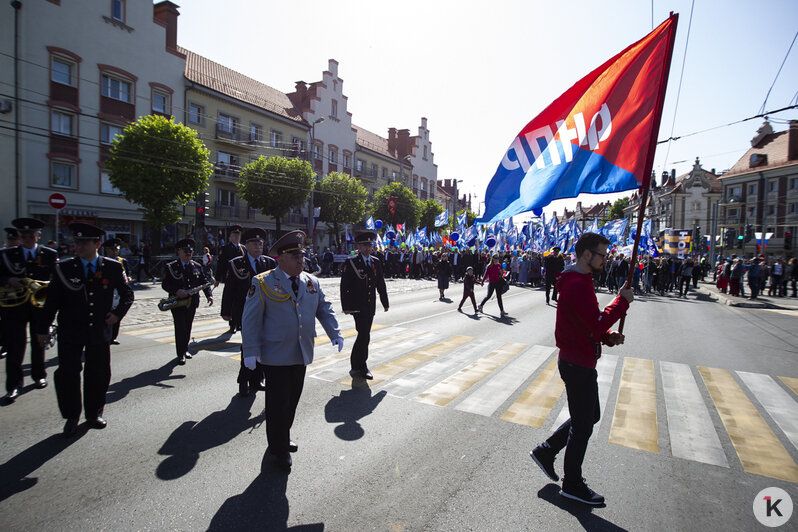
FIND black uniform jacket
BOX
[38,256,134,345]
[215,242,245,284]
[340,254,389,314]
[227,254,276,302]
[0,244,59,319]
[162,260,213,308]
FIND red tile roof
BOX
[353,124,398,160]
[722,130,795,177]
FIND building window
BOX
[791,177,798,190]
[52,161,76,188]
[291,136,305,157]
[188,103,204,125]
[102,74,131,102]
[331,99,338,118]
[101,123,124,145]
[767,204,776,216]
[112,0,125,22]
[421,179,426,191]
[748,207,756,218]
[392,170,397,181]
[748,183,757,195]
[343,152,351,168]
[51,110,74,136]
[768,180,777,193]
[217,188,235,206]
[728,209,738,218]
[371,163,378,177]
[270,129,283,148]
[100,170,121,195]
[217,151,239,168]
[52,57,75,86]
[329,148,337,164]
[152,90,170,115]
[249,123,262,143]
[789,203,797,214]
[423,145,428,160]
[382,167,388,178]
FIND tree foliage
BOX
[237,156,314,232]
[106,115,212,248]
[370,182,420,229]
[418,199,444,233]
[606,196,631,222]
[314,172,368,246]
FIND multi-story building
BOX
[719,121,798,258]
[1,0,187,245]
[437,179,471,215]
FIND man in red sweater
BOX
[530,232,633,505]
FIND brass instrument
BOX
[158,281,214,311]
[0,278,49,308]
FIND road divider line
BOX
[609,357,658,453]
[660,361,728,467]
[780,376,798,397]
[501,356,565,428]
[455,345,556,417]
[699,366,798,483]
[414,342,528,407]
[340,335,474,387]
[737,371,798,452]
[551,354,618,430]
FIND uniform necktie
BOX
[289,276,299,296]
[86,262,94,279]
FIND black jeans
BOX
[263,364,306,454]
[480,281,505,312]
[545,279,558,302]
[54,342,111,420]
[351,311,375,371]
[545,359,600,485]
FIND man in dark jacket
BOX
[543,246,565,304]
[216,226,245,333]
[37,223,134,436]
[340,231,389,379]
[530,232,632,505]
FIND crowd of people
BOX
[714,256,798,299]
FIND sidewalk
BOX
[695,280,798,310]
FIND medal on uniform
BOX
[306,279,317,293]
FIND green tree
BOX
[370,182,420,229]
[419,199,445,233]
[237,156,314,232]
[106,115,212,253]
[314,172,368,246]
[605,196,631,222]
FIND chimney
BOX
[388,128,398,155]
[287,81,310,113]
[789,120,798,161]
[153,2,180,53]
[397,129,411,158]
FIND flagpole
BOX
[620,13,678,334]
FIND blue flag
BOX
[434,210,449,228]
[366,216,375,230]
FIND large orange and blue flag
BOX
[479,15,678,224]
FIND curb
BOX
[696,285,798,310]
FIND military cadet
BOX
[162,238,214,365]
[226,227,276,397]
[0,218,59,404]
[216,225,245,333]
[1,228,21,360]
[102,238,131,345]
[340,230,389,380]
[241,230,343,472]
[36,223,134,436]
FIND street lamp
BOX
[452,179,463,220]
[308,117,324,246]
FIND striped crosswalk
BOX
[123,320,798,483]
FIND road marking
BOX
[501,356,565,428]
[780,376,798,397]
[737,371,798,452]
[395,290,529,327]
[157,326,231,343]
[699,366,798,483]
[455,345,556,417]
[310,327,420,377]
[414,342,528,407]
[660,361,728,467]
[314,324,386,346]
[128,318,228,338]
[340,335,474,387]
[551,354,618,430]
[609,357,658,453]
[764,309,798,317]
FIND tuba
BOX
[0,278,48,308]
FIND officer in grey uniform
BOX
[241,230,344,471]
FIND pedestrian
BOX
[0,218,58,404]
[543,247,564,304]
[226,228,276,397]
[678,259,694,298]
[102,238,131,345]
[215,225,245,333]
[37,223,134,436]
[789,257,798,297]
[747,258,763,299]
[241,230,344,472]
[769,258,784,297]
[161,239,214,365]
[529,232,633,505]
[200,246,213,280]
[478,254,508,317]
[729,259,743,296]
[340,231,389,380]
[458,266,480,314]
[518,253,531,286]
[436,254,451,300]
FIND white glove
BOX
[243,356,257,370]
[332,337,344,352]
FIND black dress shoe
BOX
[255,379,267,391]
[348,369,363,378]
[87,416,107,429]
[35,378,47,389]
[289,440,298,453]
[238,381,249,397]
[177,354,186,365]
[227,327,236,334]
[63,418,79,437]
[185,353,193,359]
[363,369,374,380]
[273,452,292,471]
[4,388,20,403]
[111,340,120,345]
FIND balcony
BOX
[100,96,135,122]
[213,163,241,183]
[49,134,79,158]
[50,82,78,107]
[215,124,257,149]
[213,202,253,221]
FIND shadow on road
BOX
[208,451,324,531]
[106,359,185,404]
[156,394,264,480]
[537,483,628,531]
[0,428,87,502]
[324,384,386,441]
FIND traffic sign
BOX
[48,193,67,210]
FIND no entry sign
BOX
[48,192,66,210]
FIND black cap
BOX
[176,238,196,251]
[12,218,45,232]
[103,238,122,248]
[552,246,561,251]
[69,222,105,241]
[5,227,19,239]
[242,227,267,243]
[354,230,377,244]
[228,225,243,234]
[268,230,306,256]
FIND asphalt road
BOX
[1,279,797,531]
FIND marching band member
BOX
[102,238,131,345]
[162,238,213,365]
[37,223,134,436]
[216,225,245,333]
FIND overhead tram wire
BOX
[661,0,695,172]
[656,103,798,144]
[758,28,798,115]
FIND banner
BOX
[662,229,692,258]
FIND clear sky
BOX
[176,0,798,220]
